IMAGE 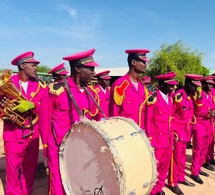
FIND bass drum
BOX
[59,117,157,195]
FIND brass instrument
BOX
[0,69,38,128]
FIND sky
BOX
[0,0,215,71]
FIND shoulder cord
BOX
[83,84,107,119]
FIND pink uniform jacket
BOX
[193,91,214,130]
[145,90,174,148]
[109,73,149,130]
[93,85,110,120]
[39,77,99,156]
[145,89,174,195]
[172,88,195,142]
[191,90,214,175]
[2,74,46,141]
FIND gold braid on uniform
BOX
[193,94,203,106]
[147,92,157,105]
[39,79,47,88]
[83,85,99,117]
[175,92,183,103]
[49,82,65,96]
[138,85,149,127]
[30,79,46,100]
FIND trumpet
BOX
[0,69,38,129]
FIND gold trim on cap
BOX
[164,79,175,83]
[23,57,34,62]
[82,59,94,64]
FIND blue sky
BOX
[0,0,215,71]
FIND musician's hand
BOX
[2,114,18,123]
[12,101,35,113]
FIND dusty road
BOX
[0,120,215,195]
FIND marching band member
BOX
[145,72,178,195]
[206,74,215,166]
[203,79,215,171]
[39,49,101,195]
[141,75,151,89]
[1,51,46,195]
[191,76,215,184]
[109,49,150,130]
[168,74,202,194]
[93,70,111,120]
[48,63,69,82]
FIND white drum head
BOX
[59,122,120,195]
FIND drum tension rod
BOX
[129,189,136,195]
[109,135,124,141]
[130,131,140,137]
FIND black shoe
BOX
[186,142,193,149]
[190,175,204,184]
[156,191,165,195]
[210,159,215,165]
[168,186,184,195]
[199,170,209,177]
[202,163,215,171]
[178,179,195,187]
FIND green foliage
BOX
[147,40,210,86]
[36,65,51,73]
[36,65,52,84]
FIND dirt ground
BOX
[0,120,215,195]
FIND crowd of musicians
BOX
[0,48,215,195]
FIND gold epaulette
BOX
[147,93,157,105]
[175,93,182,103]
[39,79,46,88]
[49,82,65,96]
[114,80,129,106]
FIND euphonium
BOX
[0,69,38,129]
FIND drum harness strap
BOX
[48,79,85,147]
[63,78,107,119]
[63,79,84,118]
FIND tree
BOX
[36,65,51,73]
[147,40,210,86]
[36,65,52,84]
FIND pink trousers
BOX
[168,141,187,186]
[4,138,39,195]
[47,134,66,195]
[150,146,172,195]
